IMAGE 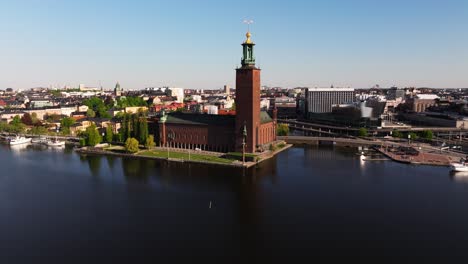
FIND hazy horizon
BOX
[1,0,467,90]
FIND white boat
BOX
[46,139,65,147]
[450,162,468,172]
[9,136,32,145]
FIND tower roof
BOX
[240,31,256,67]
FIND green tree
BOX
[105,126,113,143]
[131,114,138,138]
[84,124,102,146]
[60,127,71,136]
[86,109,96,118]
[138,116,148,145]
[392,130,403,138]
[358,127,368,137]
[420,130,433,140]
[8,116,25,133]
[60,117,76,128]
[79,138,86,147]
[408,132,418,140]
[125,137,140,153]
[29,126,48,135]
[11,115,21,126]
[277,123,289,136]
[116,96,147,108]
[145,135,155,149]
[31,112,40,125]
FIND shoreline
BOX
[75,144,293,169]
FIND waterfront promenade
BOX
[376,146,453,166]
[280,135,465,166]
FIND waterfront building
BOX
[155,31,277,153]
[305,87,355,114]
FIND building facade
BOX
[305,87,355,114]
[155,31,277,153]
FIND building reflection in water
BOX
[80,151,278,256]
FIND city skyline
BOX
[1,0,467,90]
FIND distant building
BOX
[387,87,405,100]
[407,94,439,112]
[167,88,184,103]
[305,87,355,114]
[114,82,122,97]
[274,96,297,119]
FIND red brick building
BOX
[155,31,277,153]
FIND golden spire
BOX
[245,31,252,44]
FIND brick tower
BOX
[235,31,261,153]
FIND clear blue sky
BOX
[0,0,467,90]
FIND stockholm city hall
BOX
[156,31,277,153]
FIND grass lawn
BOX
[105,145,126,151]
[137,150,236,164]
[226,152,258,158]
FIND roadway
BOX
[278,119,468,134]
[279,135,466,159]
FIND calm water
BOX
[1,143,468,262]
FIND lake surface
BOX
[1,143,467,263]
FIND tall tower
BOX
[235,31,261,153]
[114,81,122,97]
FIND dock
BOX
[375,146,453,166]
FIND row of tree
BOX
[119,110,148,145]
[391,130,433,140]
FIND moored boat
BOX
[450,162,468,172]
[9,136,32,145]
[46,139,65,147]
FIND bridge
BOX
[278,119,468,137]
[278,136,379,147]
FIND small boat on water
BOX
[46,139,65,147]
[450,162,468,172]
[9,136,32,145]
[450,156,468,172]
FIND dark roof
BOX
[165,112,235,126]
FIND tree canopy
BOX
[83,97,111,118]
[358,127,368,137]
[125,138,140,153]
[277,123,289,136]
[116,96,147,109]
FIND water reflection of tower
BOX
[236,162,278,259]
